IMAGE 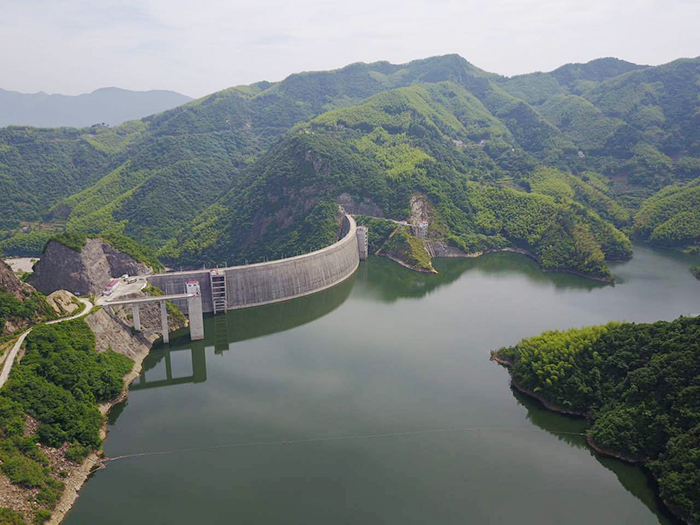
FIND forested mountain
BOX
[499,57,700,189]
[634,179,700,247]
[173,82,630,279]
[1,54,699,278]
[0,87,192,128]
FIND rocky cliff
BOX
[0,259,56,336]
[0,259,24,297]
[30,238,151,296]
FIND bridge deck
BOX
[105,293,196,306]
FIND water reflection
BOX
[132,273,357,390]
[133,345,207,390]
[69,248,700,525]
[356,253,605,304]
[224,272,355,344]
[133,246,694,394]
[511,388,680,524]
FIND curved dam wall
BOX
[149,215,360,314]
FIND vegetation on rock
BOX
[0,262,55,336]
[0,290,54,335]
[46,231,163,271]
[380,227,434,272]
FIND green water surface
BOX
[65,245,700,524]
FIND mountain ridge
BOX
[0,87,192,128]
[1,54,698,279]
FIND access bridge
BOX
[105,281,204,343]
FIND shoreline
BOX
[491,355,589,417]
[492,354,691,525]
[46,297,186,525]
[424,242,617,284]
[47,337,154,525]
[379,253,437,274]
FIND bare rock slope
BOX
[30,238,151,296]
[0,259,24,297]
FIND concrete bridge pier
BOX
[160,301,170,344]
[186,281,205,341]
[132,305,141,332]
[108,284,204,343]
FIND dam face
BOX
[149,215,361,314]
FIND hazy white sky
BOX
[2,0,698,98]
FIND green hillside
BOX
[0,56,497,251]
[173,82,630,279]
[634,180,700,248]
[1,54,699,280]
[500,57,700,192]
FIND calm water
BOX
[66,245,700,525]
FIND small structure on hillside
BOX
[412,221,429,240]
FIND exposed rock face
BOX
[46,290,80,315]
[424,240,474,258]
[336,192,385,217]
[0,260,23,297]
[85,307,154,359]
[409,193,445,239]
[0,260,45,335]
[30,239,151,296]
[410,194,432,224]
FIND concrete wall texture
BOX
[149,215,360,314]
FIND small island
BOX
[492,316,700,525]
[692,265,700,279]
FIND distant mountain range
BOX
[0,87,192,127]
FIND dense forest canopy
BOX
[1,54,699,279]
[495,316,700,524]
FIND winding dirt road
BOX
[0,298,93,388]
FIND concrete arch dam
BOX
[149,215,368,315]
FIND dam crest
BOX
[149,214,366,316]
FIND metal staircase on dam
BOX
[210,270,227,315]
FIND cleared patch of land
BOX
[2,257,38,274]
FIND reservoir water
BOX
[65,245,700,524]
